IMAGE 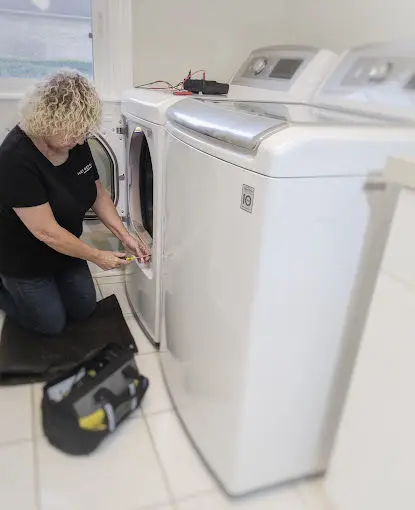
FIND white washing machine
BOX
[160,42,415,495]
[121,45,338,345]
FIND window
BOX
[0,0,92,80]
[0,0,133,98]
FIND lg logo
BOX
[242,194,252,207]
[240,184,255,213]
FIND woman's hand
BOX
[122,234,152,263]
[93,251,130,271]
[92,182,151,264]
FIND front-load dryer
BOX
[160,41,415,495]
[121,45,338,345]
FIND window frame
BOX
[0,0,134,100]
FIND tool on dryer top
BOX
[42,343,149,455]
[183,71,229,95]
[136,69,229,96]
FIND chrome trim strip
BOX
[167,99,287,151]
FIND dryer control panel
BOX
[229,45,338,102]
[314,42,415,120]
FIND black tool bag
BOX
[42,343,149,455]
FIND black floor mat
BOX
[0,295,137,386]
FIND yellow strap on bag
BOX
[79,408,107,431]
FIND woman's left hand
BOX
[122,234,152,263]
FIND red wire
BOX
[190,69,206,77]
[176,69,206,86]
[137,69,207,91]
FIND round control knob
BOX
[250,58,267,75]
[368,62,393,82]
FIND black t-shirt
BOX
[0,126,99,277]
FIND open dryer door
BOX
[85,134,119,219]
[84,103,128,221]
[84,105,157,344]
[124,120,157,344]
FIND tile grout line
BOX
[93,279,102,300]
[93,271,125,279]
[97,280,124,288]
[170,489,222,508]
[292,486,309,510]
[143,407,175,419]
[383,268,415,294]
[132,502,176,510]
[143,412,217,509]
[96,278,126,285]
[136,350,159,358]
[295,481,329,510]
[143,413,176,509]
[94,283,157,355]
[172,489,219,509]
[0,436,33,448]
[30,384,42,510]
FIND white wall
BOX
[132,0,291,86]
[284,0,415,51]
[131,0,415,88]
[2,0,415,135]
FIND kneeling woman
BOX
[0,71,150,335]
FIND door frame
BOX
[85,131,118,219]
[84,100,128,221]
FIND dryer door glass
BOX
[128,128,154,240]
[85,135,118,219]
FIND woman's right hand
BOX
[92,251,130,271]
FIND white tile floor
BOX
[0,274,332,510]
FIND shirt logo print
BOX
[77,163,93,176]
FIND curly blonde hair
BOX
[20,70,102,141]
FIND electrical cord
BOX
[135,80,177,89]
[136,70,207,92]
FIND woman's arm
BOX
[92,180,130,242]
[92,180,151,261]
[14,203,129,270]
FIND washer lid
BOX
[167,98,396,151]
[166,98,288,151]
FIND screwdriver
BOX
[122,255,151,264]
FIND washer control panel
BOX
[230,45,337,96]
[244,54,304,81]
[315,42,415,119]
[233,46,315,85]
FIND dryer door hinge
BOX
[116,126,127,135]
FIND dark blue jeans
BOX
[0,261,96,336]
